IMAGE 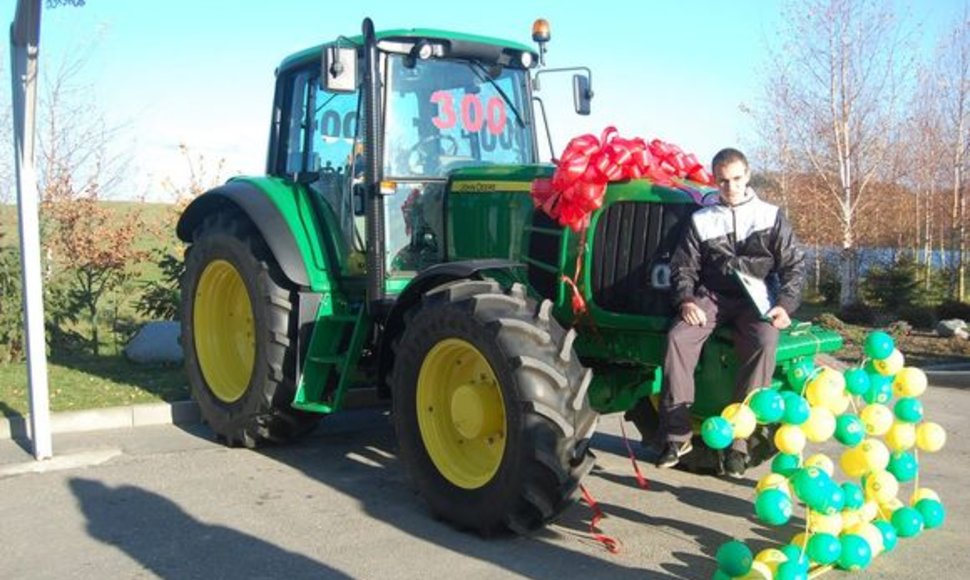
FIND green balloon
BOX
[779,544,810,571]
[755,489,793,526]
[701,416,734,450]
[892,506,925,537]
[837,534,873,571]
[835,413,865,447]
[915,499,946,529]
[873,519,899,551]
[841,481,865,510]
[844,367,871,396]
[776,561,808,580]
[712,571,732,580]
[781,391,810,425]
[863,374,893,405]
[750,389,786,423]
[716,540,753,577]
[786,358,815,390]
[792,468,840,514]
[807,532,842,565]
[887,451,919,482]
[894,397,924,423]
[772,453,802,476]
[864,331,895,360]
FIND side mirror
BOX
[322,46,357,93]
[572,74,592,115]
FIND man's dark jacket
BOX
[670,192,805,314]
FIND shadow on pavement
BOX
[246,405,658,579]
[69,478,348,579]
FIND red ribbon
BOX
[531,127,714,232]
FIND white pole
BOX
[10,0,52,460]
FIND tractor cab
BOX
[269,23,588,306]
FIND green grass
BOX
[0,352,188,418]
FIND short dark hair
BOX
[711,148,748,172]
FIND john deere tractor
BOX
[177,18,842,534]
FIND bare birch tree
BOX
[934,12,970,301]
[758,0,913,308]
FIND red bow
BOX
[531,127,713,232]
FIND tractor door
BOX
[278,66,368,278]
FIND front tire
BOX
[391,279,598,534]
[181,210,319,447]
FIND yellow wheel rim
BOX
[417,338,506,489]
[193,259,255,403]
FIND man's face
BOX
[714,160,751,206]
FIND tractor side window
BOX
[283,71,365,272]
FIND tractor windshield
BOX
[383,55,535,179]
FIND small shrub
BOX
[814,312,846,332]
[937,300,970,322]
[887,319,914,336]
[136,251,183,320]
[897,306,936,330]
[863,257,919,311]
[839,302,876,325]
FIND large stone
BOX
[936,319,968,338]
[124,321,183,364]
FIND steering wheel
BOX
[407,135,459,173]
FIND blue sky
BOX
[6,0,968,200]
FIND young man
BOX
[655,148,805,477]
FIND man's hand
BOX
[680,302,708,326]
[766,306,791,329]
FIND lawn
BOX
[0,352,187,418]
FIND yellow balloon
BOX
[755,548,788,577]
[736,561,773,580]
[804,453,835,476]
[860,404,894,437]
[880,497,904,517]
[859,500,880,522]
[832,393,851,415]
[859,438,890,473]
[840,447,868,478]
[910,487,940,506]
[893,367,928,398]
[808,511,843,535]
[865,470,900,503]
[791,532,809,548]
[757,473,792,496]
[916,421,947,452]
[846,522,885,556]
[872,348,905,376]
[774,424,807,454]
[885,421,917,451]
[805,367,846,413]
[803,406,836,442]
[841,509,863,531]
[722,403,757,439]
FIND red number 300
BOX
[430,91,507,136]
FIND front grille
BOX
[591,201,695,316]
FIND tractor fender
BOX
[377,259,525,396]
[177,181,310,287]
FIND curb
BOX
[0,400,202,440]
[0,387,386,441]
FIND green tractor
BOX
[177,18,842,534]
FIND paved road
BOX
[1,381,967,579]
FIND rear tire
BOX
[391,279,598,534]
[181,210,319,447]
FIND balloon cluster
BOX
[708,331,947,579]
[530,127,714,232]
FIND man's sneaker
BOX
[724,449,747,478]
[656,440,693,468]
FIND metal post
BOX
[10,0,52,460]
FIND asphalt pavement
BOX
[0,377,967,579]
